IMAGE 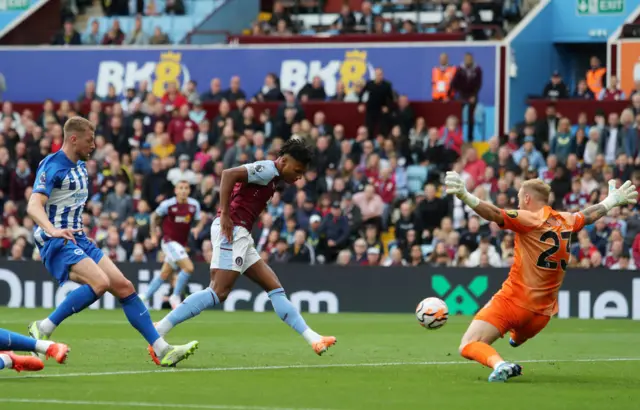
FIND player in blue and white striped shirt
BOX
[26,117,198,367]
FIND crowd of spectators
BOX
[251,0,535,39]
[0,56,639,271]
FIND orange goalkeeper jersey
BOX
[497,206,586,316]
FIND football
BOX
[415,297,449,330]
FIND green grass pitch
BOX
[0,307,639,410]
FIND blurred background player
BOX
[0,328,68,372]
[140,180,204,309]
[26,117,198,367]
[152,139,336,361]
[445,171,637,382]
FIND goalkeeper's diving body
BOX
[444,172,638,382]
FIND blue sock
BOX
[172,270,190,297]
[120,293,160,345]
[0,328,37,352]
[166,288,219,326]
[0,359,4,370]
[268,288,310,335]
[48,284,98,326]
[144,276,165,300]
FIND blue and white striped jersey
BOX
[32,151,90,246]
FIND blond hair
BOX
[521,179,551,203]
[63,116,95,140]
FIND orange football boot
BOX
[0,351,44,372]
[312,336,337,356]
[45,343,69,364]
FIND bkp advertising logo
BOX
[279,49,375,97]
[95,51,191,98]
[431,275,489,315]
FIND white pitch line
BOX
[0,398,331,410]
[1,357,639,381]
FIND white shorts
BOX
[161,240,189,270]
[210,219,261,274]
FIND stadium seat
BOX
[83,0,224,44]
[406,165,428,195]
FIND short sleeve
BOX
[244,161,279,186]
[499,209,539,234]
[155,200,171,216]
[190,198,202,221]
[569,212,586,232]
[32,163,57,197]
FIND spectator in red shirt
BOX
[439,115,463,155]
[375,166,396,205]
[167,104,197,144]
[463,147,486,187]
[563,178,589,212]
[604,239,624,268]
[161,82,188,111]
[577,231,600,266]
[102,19,125,45]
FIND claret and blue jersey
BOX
[32,151,103,283]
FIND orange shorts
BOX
[474,295,551,344]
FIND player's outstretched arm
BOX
[580,180,638,225]
[445,171,504,225]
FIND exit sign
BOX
[577,0,624,14]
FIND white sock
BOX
[0,353,12,369]
[152,337,170,357]
[302,329,322,345]
[39,319,57,336]
[35,340,54,355]
[493,360,506,370]
[155,319,174,338]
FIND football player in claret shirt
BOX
[141,180,206,309]
[152,139,336,362]
[446,171,637,382]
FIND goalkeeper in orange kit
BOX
[445,172,638,382]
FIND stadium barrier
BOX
[0,262,639,320]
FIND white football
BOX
[416,297,449,330]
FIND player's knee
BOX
[181,261,194,275]
[110,277,135,298]
[90,277,109,297]
[210,282,231,302]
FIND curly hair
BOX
[278,138,314,166]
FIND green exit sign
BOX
[577,0,624,14]
[0,0,31,11]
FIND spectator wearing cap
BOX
[542,71,569,99]
[306,214,323,250]
[318,201,350,260]
[134,143,155,175]
[513,135,545,170]
[363,247,381,266]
